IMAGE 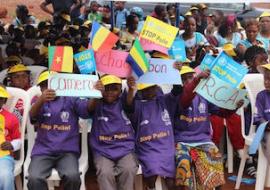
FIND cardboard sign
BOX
[137,58,182,85]
[200,53,216,71]
[95,50,132,78]
[140,16,178,48]
[195,75,249,110]
[140,38,168,55]
[48,73,102,98]
[168,38,186,61]
[211,52,248,87]
[74,49,96,74]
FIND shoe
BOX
[245,163,256,178]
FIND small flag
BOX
[48,46,73,73]
[90,21,119,52]
[126,38,149,78]
[74,49,96,74]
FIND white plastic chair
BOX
[23,86,89,190]
[235,74,270,189]
[0,65,47,85]
[4,87,30,190]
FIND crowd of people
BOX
[0,1,270,190]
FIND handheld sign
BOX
[200,53,216,71]
[168,38,186,61]
[95,50,132,78]
[74,49,96,74]
[48,73,102,98]
[140,16,178,48]
[137,58,182,85]
[211,52,248,87]
[195,75,248,110]
[140,38,168,55]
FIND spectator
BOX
[257,11,270,54]
[12,5,36,27]
[151,5,168,23]
[114,1,129,29]
[87,1,102,23]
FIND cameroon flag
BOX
[48,46,73,73]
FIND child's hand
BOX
[127,76,136,91]
[94,80,104,93]
[236,99,244,109]
[173,61,183,70]
[1,141,13,151]
[197,69,210,80]
[41,89,56,102]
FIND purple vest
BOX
[31,97,90,157]
[254,90,270,125]
[133,94,177,178]
[174,95,213,143]
[90,97,135,161]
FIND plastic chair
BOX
[4,87,30,190]
[235,74,270,189]
[23,86,89,190]
[0,65,47,85]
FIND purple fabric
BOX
[90,97,135,161]
[174,95,214,143]
[31,97,90,157]
[254,90,270,126]
[132,94,178,178]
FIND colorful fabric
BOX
[0,109,20,158]
[175,142,225,189]
[90,21,119,52]
[48,46,73,73]
[126,38,149,78]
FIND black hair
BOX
[154,5,165,16]
[24,25,36,39]
[244,45,267,66]
[16,5,29,15]
[6,42,20,56]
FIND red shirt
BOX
[1,108,20,142]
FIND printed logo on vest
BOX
[60,111,70,123]
[140,120,149,126]
[161,109,171,126]
[121,110,131,125]
[198,103,206,114]
[98,116,109,122]
[43,113,51,117]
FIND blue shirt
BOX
[115,9,129,29]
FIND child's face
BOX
[185,17,196,34]
[181,73,194,85]
[91,3,99,12]
[39,81,48,92]
[252,53,268,72]
[141,86,157,100]
[264,70,270,91]
[0,98,7,109]
[10,71,30,90]
[103,84,122,104]
[246,24,259,41]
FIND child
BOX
[126,77,182,190]
[174,66,243,190]
[0,84,21,190]
[254,63,270,164]
[89,75,138,190]
[7,63,31,90]
[27,71,101,190]
[87,1,102,23]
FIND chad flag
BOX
[90,21,119,52]
[49,46,73,73]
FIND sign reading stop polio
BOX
[140,16,178,48]
[48,73,102,98]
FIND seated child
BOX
[27,71,101,190]
[89,75,138,190]
[0,84,21,190]
[126,76,182,190]
[174,66,243,190]
[254,63,270,164]
[7,63,31,121]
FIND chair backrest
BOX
[5,87,30,166]
[0,65,47,85]
[25,86,41,161]
[242,74,264,137]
